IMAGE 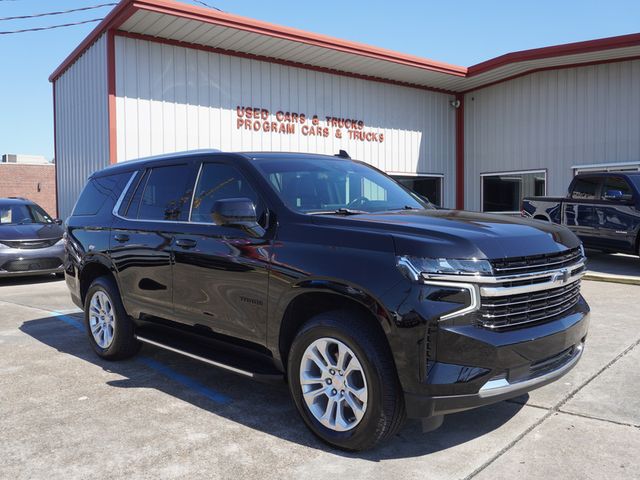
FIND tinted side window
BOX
[602,177,633,201]
[571,177,601,200]
[191,163,264,225]
[73,173,130,216]
[132,165,193,221]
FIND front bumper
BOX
[0,244,64,277]
[401,297,590,418]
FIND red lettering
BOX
[236,119,244,129]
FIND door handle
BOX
[176,238,197,249]
[113,233,130,243]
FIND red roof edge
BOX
[467,32,640,77]
[48,0,136,82]
[49,0,640,89]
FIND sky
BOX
[0,0,639,161]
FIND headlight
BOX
[55,238,65,246]
[397,255,493,281]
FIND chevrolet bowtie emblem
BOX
[552,268,570,284]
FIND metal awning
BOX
[50,0,640,94]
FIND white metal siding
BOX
[464,59,640,211]
[114,36,458,207]
[54,33,110,219]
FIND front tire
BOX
[287,310,405,451]
[84,275,140,360]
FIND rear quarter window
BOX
[570,176,601,200]
[72,173,131,216]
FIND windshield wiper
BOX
[308,208,367,216]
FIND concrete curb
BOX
[583,273,640,286]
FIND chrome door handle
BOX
[176,238,197,249]
[114,234,129,243]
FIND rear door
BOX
[171,160,272,345]
[563,175,603,247]
[110,162,197,321]
[594,175,639,252]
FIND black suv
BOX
[65,151,590,451]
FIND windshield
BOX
[0,203,53,225]
[254,157,432,214]
[628,175,640,193]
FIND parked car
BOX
[65,151,590,451]
[522,172,640,255]
[0,197,64,277]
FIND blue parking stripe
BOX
[137,357,231,404]
[50,311,232,405]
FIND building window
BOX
[392,175,443,207]
[481,170,546,213]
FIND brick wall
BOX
[0,164,57,217]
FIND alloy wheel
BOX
[299,337,368,432]
[89,291,115,349]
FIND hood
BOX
[315,209,580,260]
[0,223,63,242]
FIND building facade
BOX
[51,0,640,219]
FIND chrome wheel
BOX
[299,337,368,432]
[89,291,115,349]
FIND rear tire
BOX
[287,309,405,451]
[84,275,140,360]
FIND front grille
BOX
[0,238,60,249]
[1,257,62,272]
[490,247,582,275]
[477,248,585,330]
[479,281,581,329]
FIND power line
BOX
[0,18,103,35]
[191,0,223,12]
[0,3,116,22]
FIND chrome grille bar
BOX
[482,282,580,308]
[480,291,581,319]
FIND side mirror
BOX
[211,198,264,237]
[603,189,624,201]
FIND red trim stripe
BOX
[107,29,117,164]
[455,94,464,210]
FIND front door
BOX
[172,161,272,345]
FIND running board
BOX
[134,332,284,384]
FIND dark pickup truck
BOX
[522,172,640,256]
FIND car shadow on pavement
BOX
[20,315,527,461]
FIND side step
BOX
[134,327,284,384]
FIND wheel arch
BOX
[79,256,119,305]
[273,280,395,372]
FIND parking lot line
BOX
[45,308,233,406]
